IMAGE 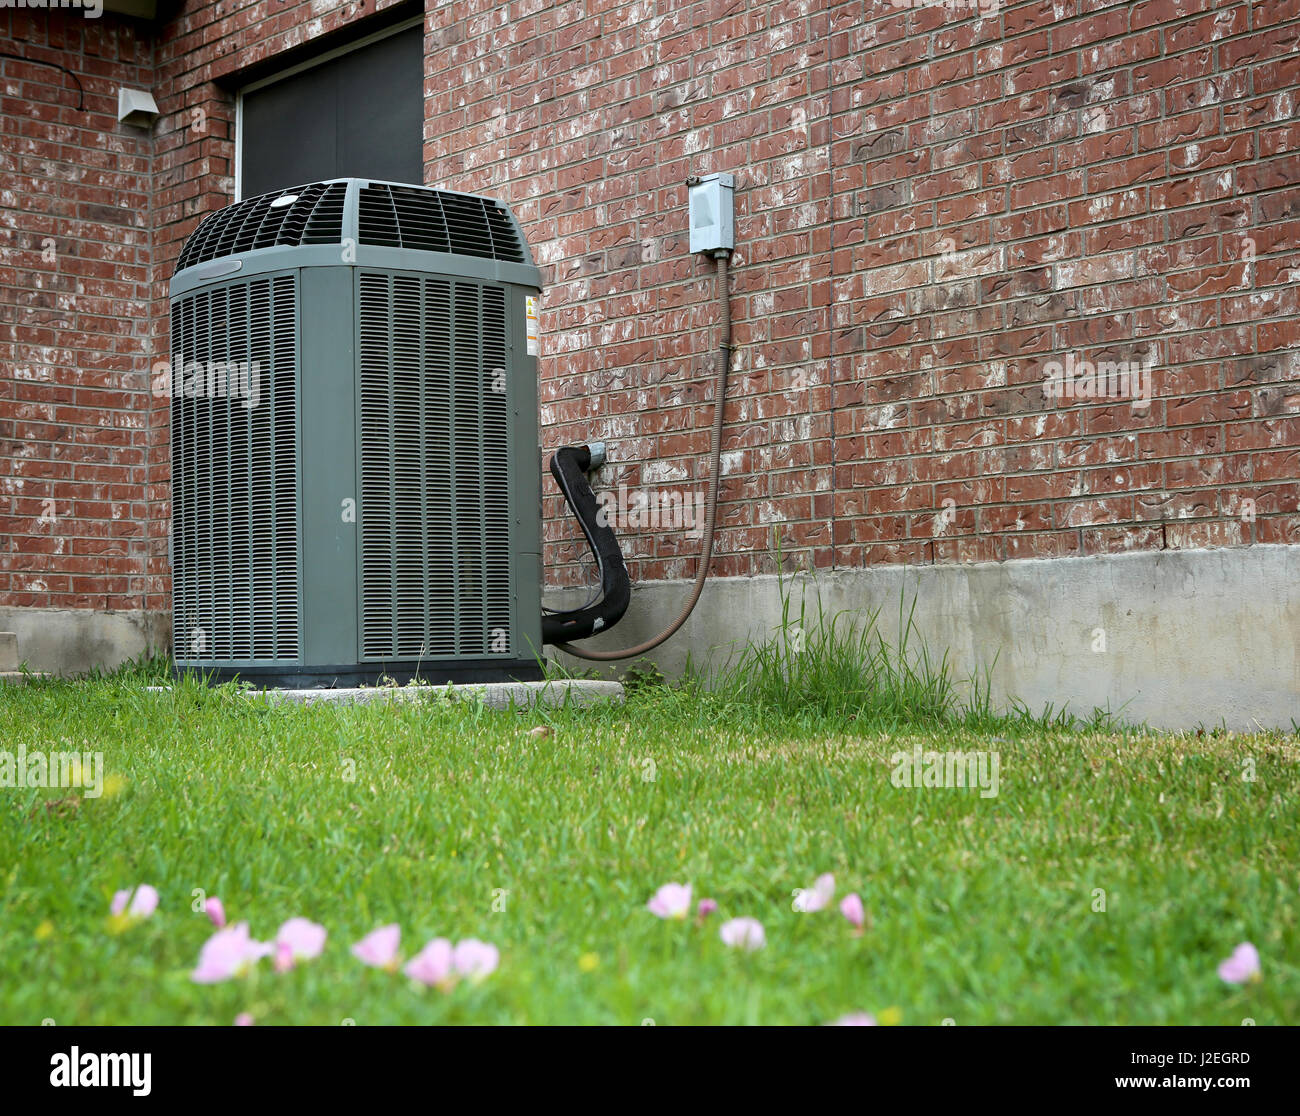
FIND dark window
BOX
[239,24,422,198]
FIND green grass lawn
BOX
[1,663,1297,1025]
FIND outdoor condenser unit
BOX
[168,178,543,686]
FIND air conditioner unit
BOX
[168,178,543,686]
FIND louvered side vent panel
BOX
[357,185,526,264]
[358,273,512,659]
[175,182,347,271]
[171,276,300,662]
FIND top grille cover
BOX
[176,181,347,271]
[357,184,526,262]
[175,179,529,274]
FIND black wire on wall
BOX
[0,51,86,111]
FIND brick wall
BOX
[3,0,1300,621]
[426,0,1300,589]
[0,8,154,611]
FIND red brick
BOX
[4,0,1300,616]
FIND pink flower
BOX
[453,939,500,981]
[1217,942,1261,985]
[840,892,865,930]
[205,897,226,929]
[274,917,327,971]
[719,917,766,951]
[793,873,835,913]
[191,922,273,984]
[697,898,718,920]
[404,938,454,987]
[233,1013,254,1027]
[647,882,692,920]
[351,923,401,969]
[828,1012,877,1026]
[110,884,159,921]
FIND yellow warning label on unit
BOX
[525,295,539,356]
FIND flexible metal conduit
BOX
[554,251,732,661]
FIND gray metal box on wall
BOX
[168,178,543,686]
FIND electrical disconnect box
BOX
[688,172,734,256]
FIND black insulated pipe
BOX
[541,445,631,645]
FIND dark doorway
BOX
[239,22,423,198]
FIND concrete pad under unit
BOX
[147,679,624,709]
